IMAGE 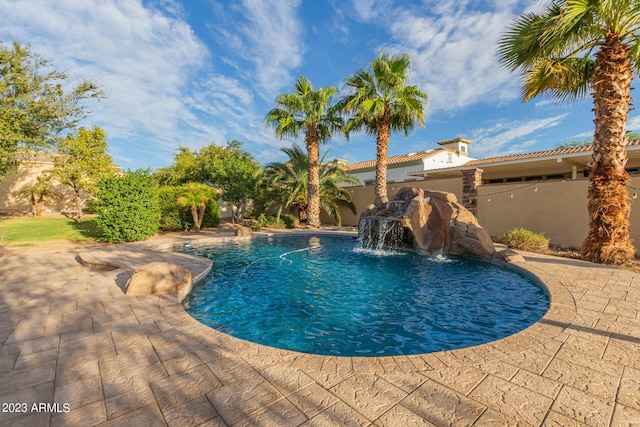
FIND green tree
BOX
[177,182,216,232]
[196,141,262,223]
[95,169,160,243]
[498,0,640,265]
[51,126,113,222]
[264,144,358,226]
[0,40,102,180]
[552,138,593,149]
[154,146,199,186]
[155,141,260,223]
[266,75,343,227]
[339,52,428,198]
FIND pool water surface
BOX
[182,235,549,356]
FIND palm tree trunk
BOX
[191,205,200,232]
[306,127,321,227]
[197,202,206,231]
[375,119,391,197]
[581,35,635,264]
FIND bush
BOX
[496,227,550,252]
[157,185,220,231]
[95,169,160,243]
[280,213,300,229]
[158,186,191,231]
[200,198,221,228]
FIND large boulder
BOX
[360,187,496,259]
[125,262,192,302]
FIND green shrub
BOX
[260,215,286,229]
[95,169,160,243]
[157,185,220,231]
[243,218,262,231]
[200,198,221,228]
[496,227,550,252]
[158,186,191,231]
[280,213,300,229]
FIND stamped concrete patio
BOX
[0,229,639,426]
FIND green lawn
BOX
[0,217,100,245]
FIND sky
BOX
[2,0,640,171]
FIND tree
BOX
[154,141,260,223]
[177,182,215,232]
[0,40,102,181]
[264,144,358,226]
[339,52,428,198]
[19,174,59,216]
[266,75,343,227]
[553,138,593,149]
[51,126,113,222]
[154,146,199,186]
[196,141,262,223]
[497,0,640,265]
[95,169,160,243]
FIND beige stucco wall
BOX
[476,179,590,247]
[339,175,640,252]
[0,161,77,214]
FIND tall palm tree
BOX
[339,52,428,198]
[266,76,343,227]
[497,1,640,265]
[264,144,358,226]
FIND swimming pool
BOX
[182,234,549,356]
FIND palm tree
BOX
[497,1,640,265]
[264,145,358,226]
[339,52,428,198]
[177,182,214,232]
[266,75,342,227]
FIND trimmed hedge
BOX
[95,169,160,243]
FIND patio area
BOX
[0,230,639,426]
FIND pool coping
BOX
[1,229,639,425]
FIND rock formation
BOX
[359,187,496,259]
[125,261,193,302]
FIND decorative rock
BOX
[125,262,192,302]
[360,187,496,259]
[235,226,253,237]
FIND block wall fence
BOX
[337,175,640,252]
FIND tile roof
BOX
[344,149,444,170]
[464,139,640,166]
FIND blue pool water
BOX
[182,235,549,356]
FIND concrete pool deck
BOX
[0,229,639,426]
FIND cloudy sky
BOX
[2,0,639,170]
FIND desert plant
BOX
[496,227,550,252]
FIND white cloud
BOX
[215,0,305,100]
[343,1,535,116]
[469,114,569,157]
[627,115,640,132]
[0,0,212,166]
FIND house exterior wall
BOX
[349,167,423,185]
[337,175,640,253]
[476,179,589,248]
[0,160,77,214]
[347,151,470,185]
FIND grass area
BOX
[0,217,100,245]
